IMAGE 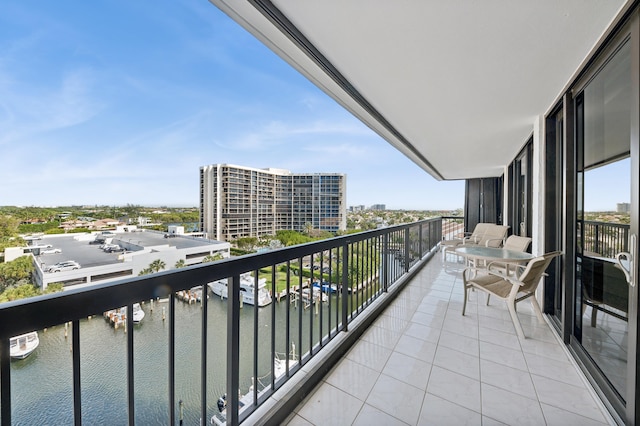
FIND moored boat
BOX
[10,331,39,360]
[208,273,272,307]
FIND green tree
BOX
[0,283,40,302]
[175,259,186,268]
[0,215,20,238]
[0,256,34,292]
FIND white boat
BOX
[10,331,39,360]
[273,342,297,381]
[211,344,297,426]
[104,303,144,327]
[132,303,145,324]
[208,273,272,307]
[301,287,328,304]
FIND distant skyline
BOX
[0,1,464,210]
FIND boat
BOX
[211,343,297,425]
[273,342,297,381]
[10,331,39,360]
[104,303,145,328]
[208,273,272,307]
[132,303,145,324]
[301,287,328,304]
[312,280,338,294]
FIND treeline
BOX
[0,205,200,234]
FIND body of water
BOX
[10,289,339,425]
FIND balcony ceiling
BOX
[210,0,627,180]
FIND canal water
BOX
[9,289,340,425]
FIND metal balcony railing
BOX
[0,218,442,425]
[440,215,465,241]
[580,220,630,259]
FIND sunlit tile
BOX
[433,345,480,380]
[418,393,482,425]
[394,334,438,363]
[481,383,545,426]
[426,366,481,412]
[531,375,609,423]
[352,404,408,426]
[325,357,379,401]
[479,340,528,371]
[367,374,425,425]
[540,403,610,426]
[523,352,583,387]
[296,383,363,425]
[382,352,432,390]
[437,329,479,357]
[345,340,392,372]
[480,359,536,399]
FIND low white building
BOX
[26,230,230,290]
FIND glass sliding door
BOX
[574,38,635,415]
[510,140,533,240]
[544,106,564,323]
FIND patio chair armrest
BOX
[486,261,509,272]
[483,238,504,247]
[455,231,472,239]
[480,268,524,286]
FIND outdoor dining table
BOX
[454,246,535,263]
[454,246,535,274]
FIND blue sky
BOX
[0,1,464,210]
[0,1,632,214]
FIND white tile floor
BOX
[284,255,616,426]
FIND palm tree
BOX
[202,253,223,263]
[174,259,186,269]
[148,259,166,273]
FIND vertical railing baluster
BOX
[404,228,410,273]
[72,320,81,426]
[341,241,349,331]
[1,337,11,425]
[227,275,240,426]
[297,257,303,363]
[271,264,276,390]
[319,252,324,348]
[334,248,339,334]
[383,233,389,292]
[127,303,134,425]
[285,261,291,376]
[418,223,423,259]
[169,294,176,425]
[201,284,209,425]
[309,254,314,356]
[253,272,259,407]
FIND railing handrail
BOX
[0,218,439,340]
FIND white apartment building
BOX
[200,164,346,241]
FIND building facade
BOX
[200,164,346,241]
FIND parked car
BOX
[46,261,80,273]
[102,244,120,252]
[104,245,124,253]
[31,244,53,249]
[41,248,62,254]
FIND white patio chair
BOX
[462,251,562,339]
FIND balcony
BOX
[1,219,438,425]
[284,252,614,425]
[0,217,616,425]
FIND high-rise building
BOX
[200,164,346,241]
